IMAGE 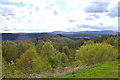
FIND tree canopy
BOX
[76,43,117,65]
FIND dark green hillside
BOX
[2,30,118,41]
[63,33,98,40]
[2,31,117,41]
[34,35,74,43]
[2,33,52,41]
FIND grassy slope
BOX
[58,59,119,78]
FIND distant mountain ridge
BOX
[2,30,118,41]
[51,30,118,35]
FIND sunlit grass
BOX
[58,59,119,78]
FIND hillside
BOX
[58,59,119,78]
[2,31,119,79]
[2,30,117,41]
[2,33,52,41]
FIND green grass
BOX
[58,59,119,78]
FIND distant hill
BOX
[2,33,52,41]
[77,30,118,36]
[52,30,118,36]
[51,31,68,34]
[2,30,118,41]
[63,33,98,41]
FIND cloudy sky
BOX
[0,0,119,33]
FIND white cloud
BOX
[83,0,112,13]
[67,0,85,10]
[0,0,118,33]
[77,28,101,31]
[107,0,118,18]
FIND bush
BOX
[75,43,117,65]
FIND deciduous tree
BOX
[76,43,117,65]
[16,48,38,73]
[62,46,71,59]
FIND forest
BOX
[1,32,120,78]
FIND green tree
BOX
[36,40,44,55]
[2,41,18,62]
[94,35,111,43]
[76,43,117,65]
[17,40,35,58]
[76,39,85,48]
[56,52,69,67]
[62,46,71,59]
[53,43,65,52]
[84,40,94,45]
[66,40,75,49]
[40,40,57,68]
[106,37,114,46]
[16,48,38,73]
[2,58,11,78]
[32,56,52,73]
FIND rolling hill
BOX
[2,30,118,41]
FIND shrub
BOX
[75,43,117,65]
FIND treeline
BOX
[2,39,73,78]
[2,34,119,78]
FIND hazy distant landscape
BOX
[2,30,118,41]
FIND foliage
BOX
[56,52,69,67]
[106,37,114,46]
[36,40,44,55]
[2,58,11,78]
[51,37,75,50]
[113,37,118,48]
[60,53,70,67]
[36,40,44,54]
[2,41,18,62]
[76,43,117,65]
[53,43,66,52]
[84,40,94,45]
[62,46,71,59]
[40,40,55,57]
[8,60,16,76]
[32,56,52,73]
[16,48,38,73]
[94,35,112,43]
[40,40,57,68]
[17,40,35,58]
[75,39,85,48]
[106,36,118,48]
[2,33,119,78]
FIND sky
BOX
[0,0,119,33]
